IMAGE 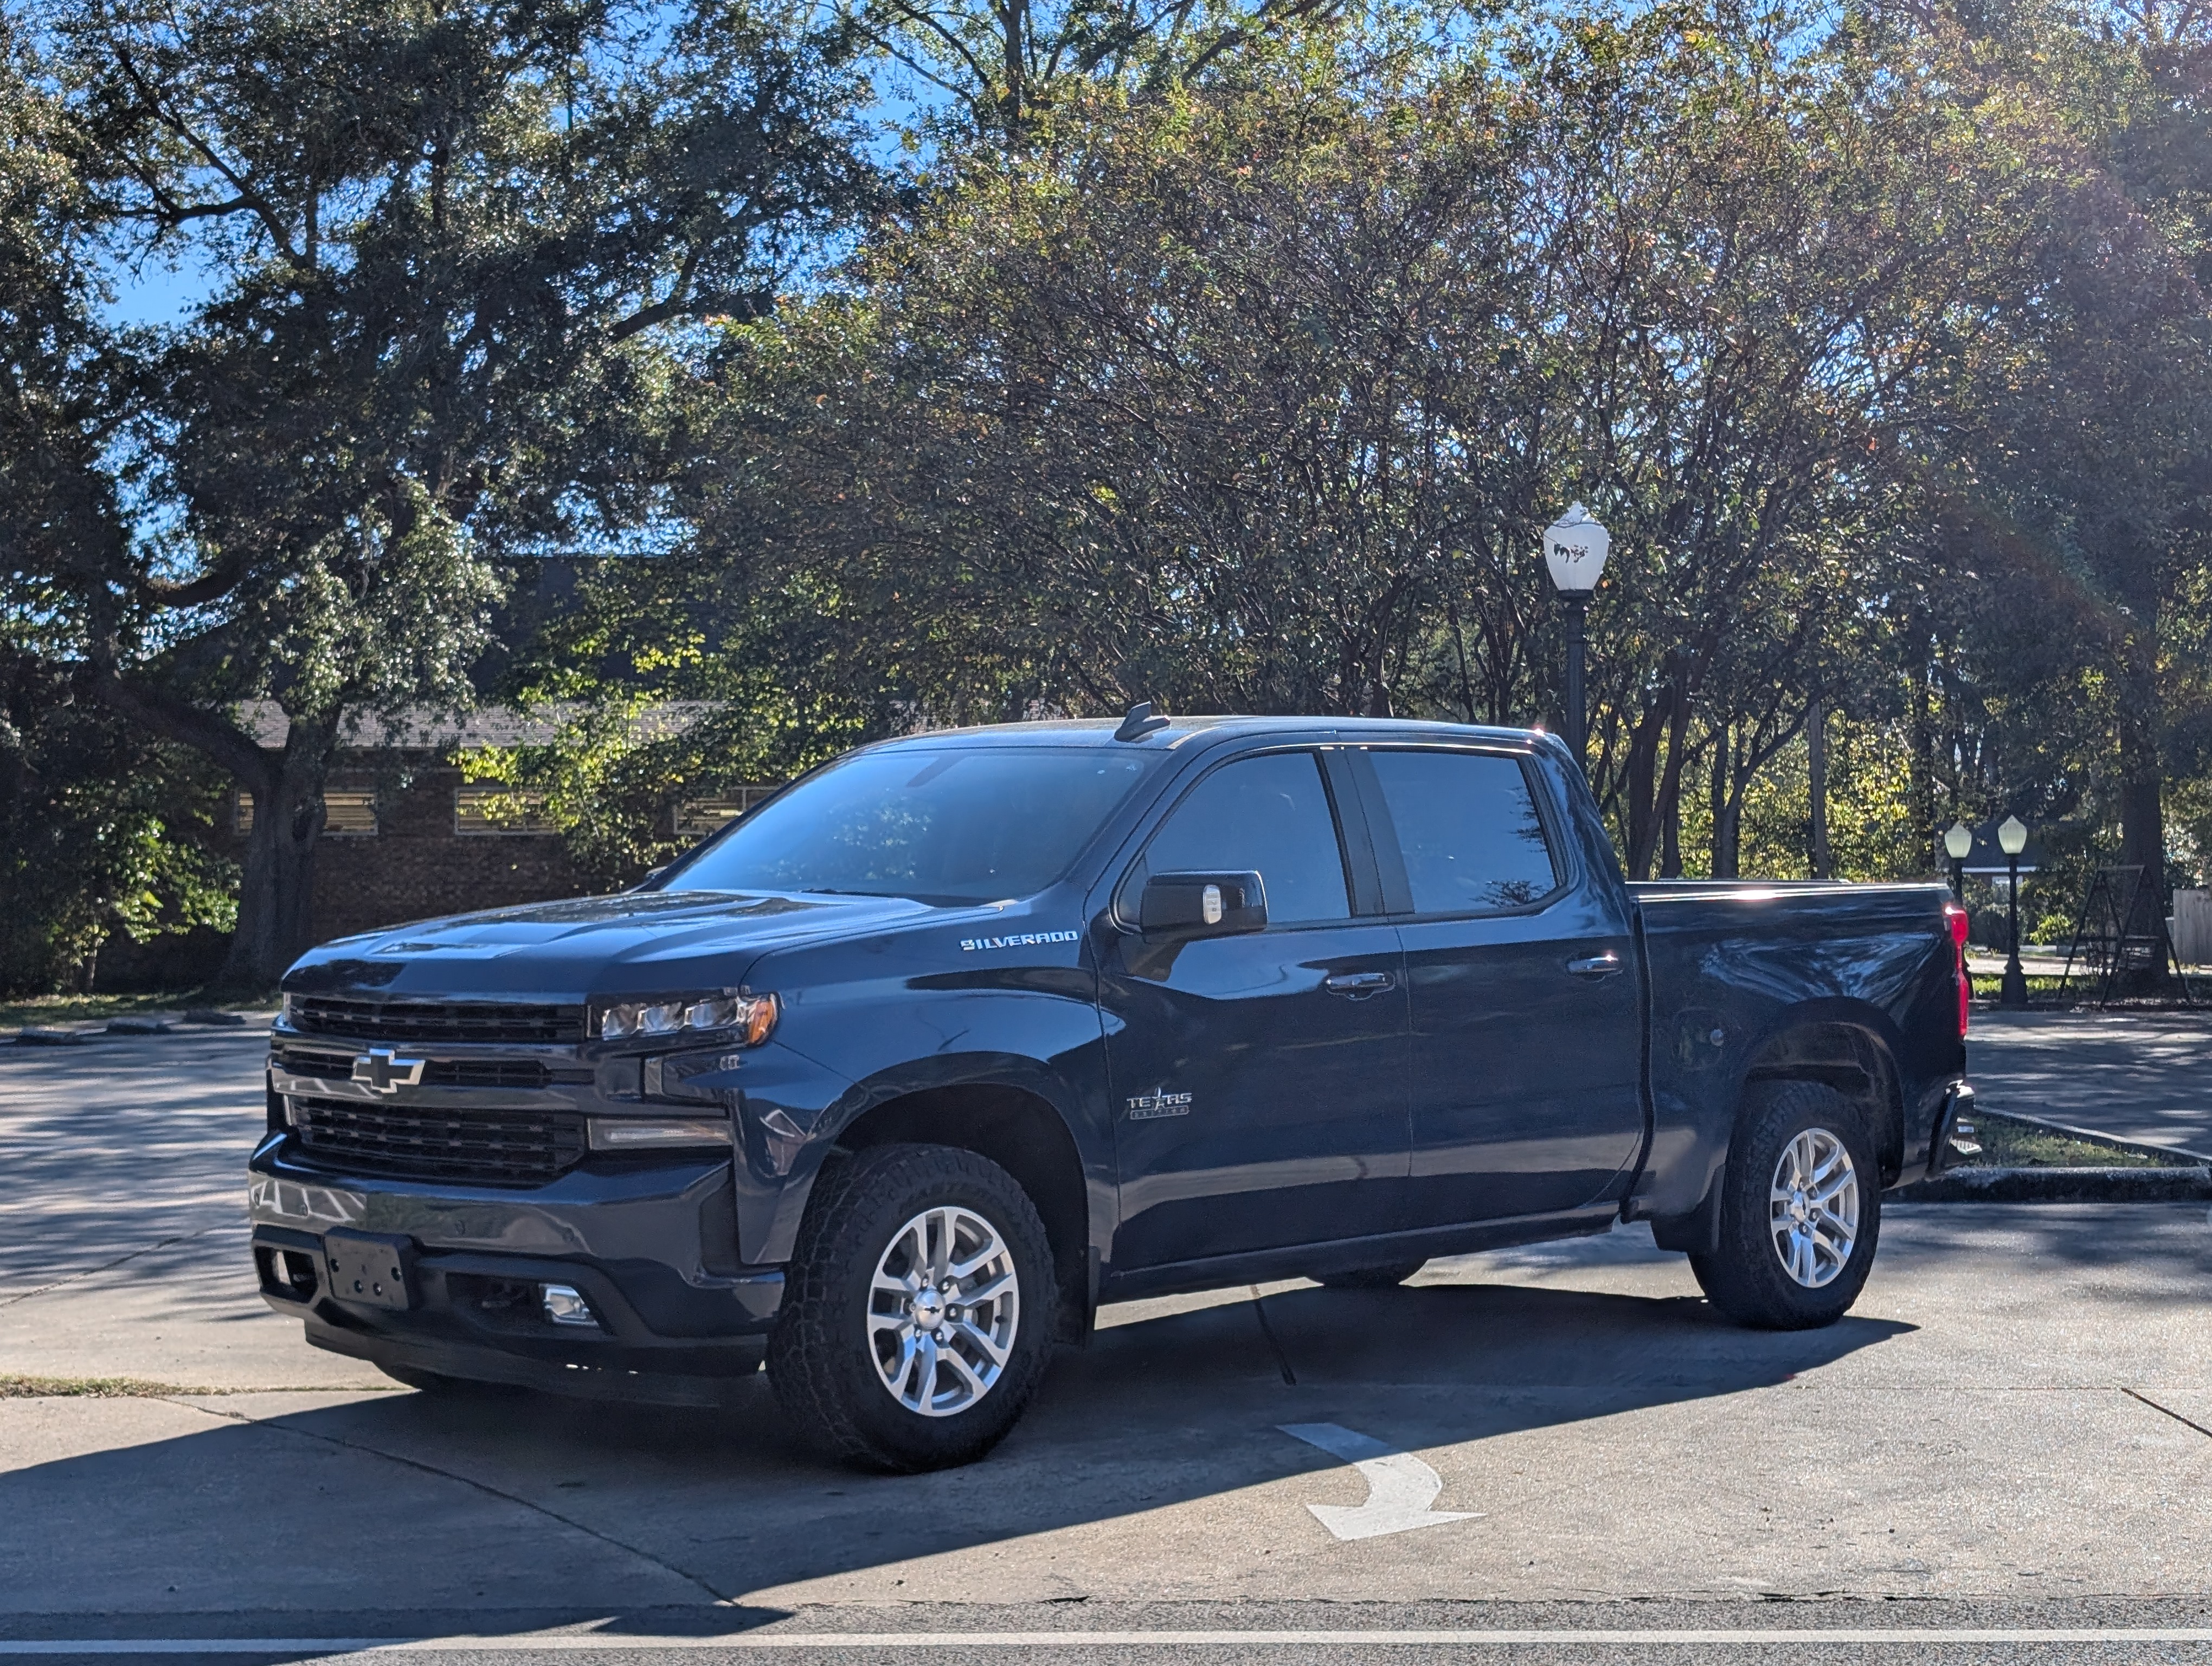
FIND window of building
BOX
[236,791,378,836]
[455,787,556,835]
[674,786,781,840]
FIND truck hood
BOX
[283,888,951,1000]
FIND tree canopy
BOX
[2,0,2208,989]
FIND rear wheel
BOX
[1690,1080,1881,1329]
[1313,1261,1426,1290]
[769,1143,1056,1472]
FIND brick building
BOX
[95,702,773,990]
[236,702,766,946]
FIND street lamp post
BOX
[1944,820,1973,906]
[1542,503,1611,772]
[1998,813,2030,1009]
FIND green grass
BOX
[0,1372,391,1397]
[0,1372,215,1397]
[0,989,276,1030]
[1969,972,2204,1008]
[1962,1111,2171,1169]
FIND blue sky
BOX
[102,253,220,329]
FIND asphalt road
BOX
[4,1023,2212,1661]
[1966,1009,2212,1158]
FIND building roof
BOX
[236,700,719,751]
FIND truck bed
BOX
[1627,879,1964,1222]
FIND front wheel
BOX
[769,1143,1056,1472]
[1690,1081,1880,1330]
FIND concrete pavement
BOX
[0,1028,383,1389]
[5,1026,2212,1654]
[1967,1009,2212,1159]
[6,1205,2212,1614]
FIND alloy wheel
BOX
[1769,1126,1859,1289]
[867,1204,1021,1416]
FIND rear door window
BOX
[1137,752,1352,925]
[1367,750,1560,915]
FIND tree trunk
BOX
[1623,704,1662,881]
[218,716,335,990]
[1709,723,1734,879]
[1807,697,1830,880]
[79,670,337,993]
[2115,662,2169,992]
[2107,547,2169,989]
[1623,680,1683,881]
[1656,692,1690,880]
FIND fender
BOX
[743,1047,1110,1267]
[1639,994,1913,1225]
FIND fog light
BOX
[542,1284,599,1328]
[588,1114,734,1150]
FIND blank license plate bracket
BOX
[323,1229,416,1311]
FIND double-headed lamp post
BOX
[1999,813,2030,1009]
[1944,821,1973,905]
[1543,503,1611,772]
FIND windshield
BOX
[661,746,1162,904]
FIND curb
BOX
[1896,1164,2212,1203]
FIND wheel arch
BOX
[1740,1014,1906,1184]
[830,1083,1094,1342]
[1651,1008,1904,1256]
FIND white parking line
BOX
[1277,1421,1480,1540]
[7,1632,2212,1653]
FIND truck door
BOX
[1351,745,1645,1224]
[1100,747,1412,1269]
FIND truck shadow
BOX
[0,1272,1910,1630]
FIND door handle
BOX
[1565,952,1623,978]
[1324,970,1396,998]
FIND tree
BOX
[20,0,876,984]
[684,10,1991,888]
[847,0,1353,145]
[1913,0,2212,977]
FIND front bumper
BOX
[248,1135,783,1395]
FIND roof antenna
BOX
[1113,701,1171,742]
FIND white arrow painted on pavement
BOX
[1277,1422,1481,1541]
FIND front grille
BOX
[426,1059,552,1089]
[272,1048,355,1082]
[271,1048,550,1090]
[288,1097,586,1186]
[287,998,582,1046]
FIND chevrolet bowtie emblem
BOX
[351,1048,426,1094]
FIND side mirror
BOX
[1139,871,1267,940]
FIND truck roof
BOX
[861,715,1549,752]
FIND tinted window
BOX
[1368,750,1559,914]
[1141,752,1350,924]
[663,747,1159,904]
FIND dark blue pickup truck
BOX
[252,713,1975,1469]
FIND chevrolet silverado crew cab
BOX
[253,712,1976,1470]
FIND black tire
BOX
[1690,1080,1881,1330]
[1313,1261,1426,1289]
[769,1143,1057,1472]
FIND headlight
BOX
[597,990,777,1046]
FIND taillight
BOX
[1944,902,1971,1037]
